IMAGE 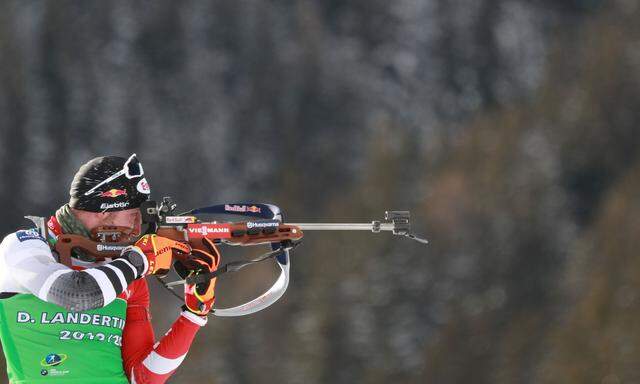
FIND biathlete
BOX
[0,154,219,383]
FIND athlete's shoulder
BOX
[1,228,48,251]
[0,228,53,266]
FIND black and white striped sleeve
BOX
[38,256,141,311]
[3,233,145,311]
[50,257,140,310]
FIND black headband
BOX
[69,155,151,212]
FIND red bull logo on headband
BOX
[100,189,128,198]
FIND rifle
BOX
[51,197,428,317]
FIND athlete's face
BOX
[101,209,142,235]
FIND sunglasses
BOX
[84,153,144,196]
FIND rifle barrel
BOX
[287,222,395,231]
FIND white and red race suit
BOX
[0,215,208,384]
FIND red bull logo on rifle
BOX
[100,189,128,198]
[225,204,261,213]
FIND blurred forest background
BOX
[1,0,639,383]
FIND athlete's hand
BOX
[174,238,221,317]
[123,234,191,277]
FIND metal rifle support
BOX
[288,211,429,244]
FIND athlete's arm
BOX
[122,279,205,384]
[0,231,146,311]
